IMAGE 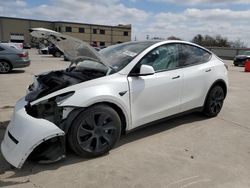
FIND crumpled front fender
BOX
[1,97,65,168]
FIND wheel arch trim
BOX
[62,100,129,136]
[203,79,228,107]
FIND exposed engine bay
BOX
[26,66,107,102]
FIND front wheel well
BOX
[64,102,127,135]
[90,102,127,135]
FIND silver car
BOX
[0,43,30,73]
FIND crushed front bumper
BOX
[1,97,65,168]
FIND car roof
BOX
[122,40,207,48]
[124,40,212,54]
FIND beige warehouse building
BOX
[0,16,131,46]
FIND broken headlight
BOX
[26,91,75,124]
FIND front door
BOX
[128,44,183,129]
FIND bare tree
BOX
[192,34,247,48]
[230,38,247,48]
[167,36,182,40]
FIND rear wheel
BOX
[54,51,61,57]
[0,61,12,73]
[203,86,225,117]
[68,105,121,157]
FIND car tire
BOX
[68,104,121,158]
[203,86,225,117]
[0,61,12,73]
[54,51,61,57]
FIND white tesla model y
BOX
[1,28,228,168]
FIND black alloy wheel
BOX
[204,86,225,117]
[68,105,121,157]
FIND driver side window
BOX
[140,44,179,72]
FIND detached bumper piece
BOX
[1,97,65,168]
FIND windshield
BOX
[75,59,109,74]
[99,41,158,72]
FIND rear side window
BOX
[0,47,4,51]
[179,44,211,66]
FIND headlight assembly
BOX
[25,91,75,124]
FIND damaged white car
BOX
[1,28,228,168]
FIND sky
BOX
[0,0,250,45]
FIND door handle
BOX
[172,75,180,79]
[205,69,212,72]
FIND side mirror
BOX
[139,65,155,76]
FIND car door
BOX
[178,44,213,112]
[128,44,183,129]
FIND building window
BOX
[79,28,85,33]
[93,29,97,34]
[10,33,24,36]
[124,31,129,36]
[58,27,61,32]
[100,29,105,35]
[55,28,58,32]
[100,42,105,46]
[65,26,72,32]
[10,33,24,43]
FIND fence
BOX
[206,47,250,60]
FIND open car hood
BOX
[29,28,108,67]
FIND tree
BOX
[192,34,204,45]
[151,37,165,40]
[167,36,182,40]
[192,34,237,48]
[230,38,247,48]
[214,35,231,47]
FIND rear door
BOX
[178,44,213,112]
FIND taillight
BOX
[18,52,28,58]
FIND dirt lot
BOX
[0,49,250,188]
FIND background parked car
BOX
[1,42,23,50]
[23,42,31,49]
[38,47,49,54]
[0,43,30,73]
[234,51,250,66]
[48,44,64,57]
[38,43,49,54]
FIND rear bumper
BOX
[12,60,30,68]
[1,97,64,168]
